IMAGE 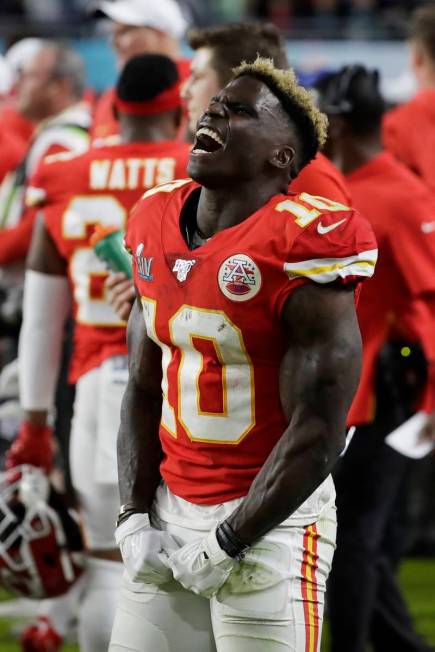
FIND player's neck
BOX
[336,135,383,175]
[120,118,177,144]
[196,181,285,237]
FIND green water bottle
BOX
[90,226,132,279]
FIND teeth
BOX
[196,127,224,146]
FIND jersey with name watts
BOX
[26,141,190,383]
[126,179,378,505]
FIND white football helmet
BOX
[0,465,84,598]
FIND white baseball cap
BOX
[0,55,13,96]
[98,0,187,39]
[5,38,45,81]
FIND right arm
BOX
[7,213,70,471]
[117,297,164,512]
[115,299,181,584]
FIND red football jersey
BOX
[27,141,190,382]
[346,152,435,425]
[383,89,435,194]
[126,179,377,504]
[290,153,352,205]
[0,103,34,148]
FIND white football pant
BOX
[109,483,336,652]
[69,355,127,650]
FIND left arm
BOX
[227,282,362,544]
[167,282,363,596]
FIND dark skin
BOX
[119,75,362,544]
[107,78,294,319]
[22,108,182,560]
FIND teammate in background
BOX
[92,0,189,141]
[109,58,377,652]
[0,42,90,268]
[107,21,353,320]
[0,52,28,185]
[183,23,351,203]
[383,5,435,194]
[6,54,190,652]
[0,39,42,152]
[317,65,435,652]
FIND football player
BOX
[317,65,435,652]
[109,58,377,652]
[6,54,190,652]
[91,0,189,142]
[0,43,90,267]
[107,21,353,322]
[183,22,352,203]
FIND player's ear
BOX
[269,145,295,172]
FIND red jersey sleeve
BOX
[25,151,80,209]
[276,206,377,314]
[25,163,49,208]
[290,153,352,205]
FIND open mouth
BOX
[192,127,224,154]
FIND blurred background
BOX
[0,0,428,99]
[0,1,434,651]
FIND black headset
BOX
[319,64,380,115]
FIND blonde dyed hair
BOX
[233,57,328,166]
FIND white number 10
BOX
[142,299,255,444]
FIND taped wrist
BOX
[216,520,249,560]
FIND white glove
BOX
[164,528,235,598]
[115,513,180,585]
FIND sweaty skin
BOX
[227,283,360,543]
[118,298,163,511]
[118,76,363,544]
[119,282,360,543]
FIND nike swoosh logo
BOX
[421,221,435,234]
[317,218,347,235]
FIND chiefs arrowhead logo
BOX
[218,254,261,302]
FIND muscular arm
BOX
[117,298,164,511]
[227,283,362,544]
